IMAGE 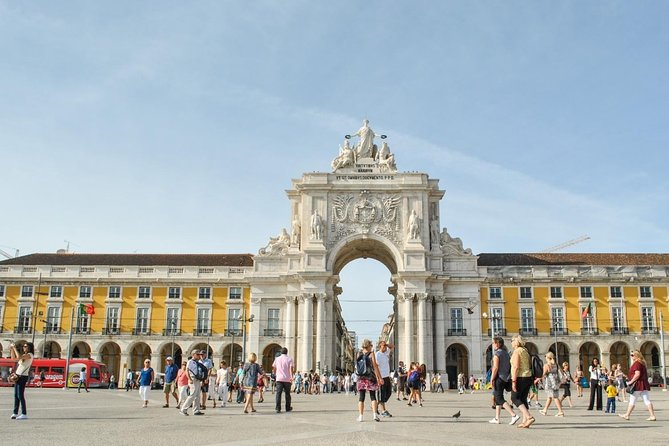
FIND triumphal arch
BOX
[249,120,483,373]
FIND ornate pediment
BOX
[329,191,402,247]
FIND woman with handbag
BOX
[10,342,34,420]
[619,350,656,421]
[539,352,565,417]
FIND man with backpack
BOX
[180,349,206,416]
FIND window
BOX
[229,287,242,300]
[450,308,463,331]
[519,287,532,299]
[612,306,624,332]
[108,286,121,299]
[641,307,654,330]
[79,286,92,299]
[76,312,89,334]
[228,308,241,332]
[168,287,181,299]
[521,308,535,331]
[49,286,62,298]
[198,287,211,300]
[46,306,60,333]
[550,287,562,299]
[551,307,565,330]
[640,286,652,298]
[136,308,149,333]
[489,287,502,299]
[196,308,210,334]
[580,286,593,299]
[610,286,622,298]
[106,307,119,333]
[21,285,34,298]
[580,305,594,330]
[18,306,32,332]
[166,308,179,335]
[491,307,504,333]
[138,286,151,299]
[268,309,280,330]
[0,284,5,297]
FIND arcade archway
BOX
[99,342,121,380]
[548,342,570,366]
[71,341,91,358]
[223,343,242,367]
[609,341,630,373]
[129,342,151,371]
[579,342,601,369]
[262,344,282,372]
[160,342,183,368]
[445,343,468,389]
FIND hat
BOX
[191,349,200,355]
[199,350,207,355]
[166,356,173,361]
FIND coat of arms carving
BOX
[330,191,401,246]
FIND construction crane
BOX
[539,235,591,253]
[0,245,19,259]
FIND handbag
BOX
[626,383,636,395]
[9,373,20,383]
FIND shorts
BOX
[379,377,392,403]
[561,384,571,397]
[201,382,209,393]
[493,378,512,406]
[163,381,175,394]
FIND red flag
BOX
[85,303,95,315]
[581,302,591,319]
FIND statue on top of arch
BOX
[258,228,291,256]
[440,228,473,256]
[331,119,397,173]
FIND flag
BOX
[581,302,591,319]
[79,303,95,316]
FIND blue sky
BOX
[2,1,668,339]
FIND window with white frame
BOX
[641,306,654,330]
[491,307,504,333]
[451,308,463,331]
[49,285,62,298]
[46,306,60,333]
[551,307,565,331]
[489,287,502,299]
[168,287,181,299]
[166,307,179,334]
[610,286,622,298]
[198,287,211,300]
[0,284,5,297]
[550,287,562,299]
[521,307,535,331]
[580,286,593,299]
[18,306,31,331]
[580,305,594,330]
[229,287,242,300]
[21,285,34,298]
[108,286,121,299]
[79,286,92,299]
[611,306,624,331]
[138,286,151,299]
[76,311,89,333]
[519,287,532,299]
[197,308,210,334]
[106,307,120,333]
[640,286,652,299]
[228,308,241,332]
[136,307,149,333]
[268,309,280,333]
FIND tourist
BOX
[539,352,565,417]
[175,360,189,410]
[138,359,154,408]
[375,340,394,418]
[180,349,205,416]
[435,373,444,393]
[587,358,603,411]
[207,366,218,408]
[344,372,351,395]
[162,356,179,408]
[216,360,230,408]
[558,362,574,408]
[241,352,262,414]
[619,350,656,421]
[78,366,89,393]
[575,365,584,397]
[257,368,266,403]
[351,370,358,395]
[126,369,134,391]
[294,370,302,394]
[356,339,383,422]
[510,335,535,428]
[488,337,520,425]
[457,372,465,394]
[407,362,421,406]
[605,378,618,413]
[396,361,408,400]
[10,342,33,420]
[614,364,627,402]
[272,347,294,413]
[235,362,245,403]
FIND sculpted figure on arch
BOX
[310,210,324,240]
[408,209,420,240]
[349,119,379,159]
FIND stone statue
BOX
[331,139,356,171]
[408,209,420,240]
[376,141,397,173]
[291,216,301,247]
[440,227,472,255]
[430,217,440,246]
[310,210,324,240]
[258,228,291,256]
[349,119,379,159]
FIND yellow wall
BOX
[594,286,608,330]
[534,287,549,333]
[2,286,21,329]
[152,287,167,333]
[624,286,640,331]
[121,286,137,333]
[212,287,228,332]
[563,287,580,332]
[91,286,106,331]
[62,286,79,331]
[503,287,519,333]
[480,288,489,332]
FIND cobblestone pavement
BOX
[2,387,667,445]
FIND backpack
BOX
[409,370,421,386]
[529,352,543,379]
[191,361,208,381]
[355,352,371,377]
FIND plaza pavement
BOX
[1,386,667,446]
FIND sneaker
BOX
[193,411,204,416]
[16,414,28,420]
[488,418,500,424]
[373,414,380,422]
[11,414,17,419]
[381,410,392,418]
[509,415,520,425]
[179,411,189,416]
[357,415,363,422]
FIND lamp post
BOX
[553,318,562,366]
[482,312,501,371]
[238,308,255,363]
[169,319,177,359]
[40,318,49,358]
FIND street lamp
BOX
[553,318,562,366]
[169,319,177,359]
[238,308,255,363]
[40,318,49,358]
[482,312,501,370]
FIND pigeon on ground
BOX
[452,411,461,420]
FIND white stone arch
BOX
[326,232,402,274]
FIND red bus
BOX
[0,358,109,388]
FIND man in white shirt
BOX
[180,349,204,416]
[375,341,394,417]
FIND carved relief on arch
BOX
[329,192,402,247]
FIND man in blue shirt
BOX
[163,356,179,408]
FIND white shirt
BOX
[375,348,391,378]
[217,368,230,385]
